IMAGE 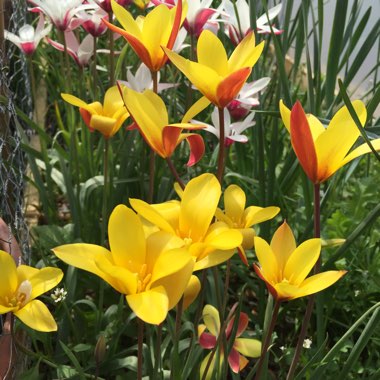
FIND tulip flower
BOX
[152,0,217,37]
[120,86,204,166]
[28,0,95,31]
[253,221,346,301]
[163,29,264,108]
[81,8,109,37]
[103,0,185,72]
[4,15,52,55]
[48,32,95,67]
[93,0,132,13]
[133,0,151,9]
[227,77,270,120]
[223,0,282,45]
[280,100,380,184]
[216,184,280,250]
[199,304,261,377]
[130,174,243,271]
[192,107,256,147]
[53,205,194,325]
[0,250,63,332]
[61,86,129,138]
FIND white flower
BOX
[192,106,255,146]
[303,338,312,349]
[51,288,68,303]
[4,15,51,55]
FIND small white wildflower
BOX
[303,338,312,349]
[51,287,67,303]
[354,290,360,297]
[280,346,286,352]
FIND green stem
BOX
[255,300,281,380]
[101,138,110,245]
[153,324,163,379]
[286,183,321,380]
[171,297,184,380]
[166,157,185,190]
[216,107,226,184]
[27,56,36,110]
[137,318,144,380]
[108,12,115,85]
[93,36,97,98]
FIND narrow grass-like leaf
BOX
[59,340,86,380]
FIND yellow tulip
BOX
[62,86,129,139]
[103,0,186,72]
[216,184,280,250]
[163,29,264,108]
[130,173,243,271]
[279,100,380,183]
[120,86,205,166]
[53,205,194,325]
[0,250,63,332]
[133,0,151,9]
[253,221,346,301]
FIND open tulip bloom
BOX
[62,86,129,138]
[53,205,194,325]
[199,304,261,377]
[0,250,63,332]
[163,29,264,109]
[280,100,380,184]
[120,86,205,166]
[130,173,243,271]
[253,221,346,301]
[4,15,52,55]
[103,0,185,72]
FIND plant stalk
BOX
[166,157,185,190]
[138,318,144,380]
[216,107,226,183]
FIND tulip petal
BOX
[224,185,246,222]
[162,125,182,157]
[315,100,367,181]
[338,138,380,169]
[226,312,248,338]
[253,264,278,299]
[129,198,176,234]
[179,173,221,242]
[90,115,118,137]
[15,300,57,332]
[182,96,211,123]
[204,224,242,250]
[111,0,142,38]
[25,267,63,300]
[290,101,318,183]
[103,85,124,116]
[234,338,262,358]
[0,250,18,297]
[216,67,251,108]
[228,348,241,373]
[270,221,296,270]
[167,0,184,51]
[183,275,201,310]
[126,285,168,324]
[283,238,321,285]
[197,30,228,76]
[108,205,146,272]
[244,206,280,227]
[199,332,217,349]
[194,249,235,271]
[253,236,279,284]
[202,304,220,336]
[184,133,205,166]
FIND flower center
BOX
[4,280,32,308]
[136,264,152,293]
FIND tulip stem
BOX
[171,297,184,379]
[101,138,109,245]
[92,36,97,98]
[108,12,115,85]
[255,300,281,380]
[216,107,226,184]
[138,318,144,380]
[166,157,185,190]
[153,323,163,379]
[286,183,321,380]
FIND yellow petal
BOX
[182,96,211,123]
[224,185,246,222]
[228,33,264,72]
[279,99,291,132]
[183,275,201,310]
[194,249,235,271]
[150,248,194,309]
[0,250,18,297]
[240,228,255,250]
[339,138,380,168]
[244,206,280,227]
[27,267,63,300]
[61,93,92,112]
[179,173,221,242]
[108,205,146,272]
[270,221,296,271]
[204,223,242,250]
[315,100,367,181]
[112,0,142,38]
[283,238,321,285]
[15,300,57,332]
[202,304,220,336]
[274,281,302,301]
[253,236,279,284]
[197,30,228,76]
[89,115,118,137]
[235,338,262,358]
[130,198,176,234]
[103,85,124,117]
[296,270,347,299]
[126,285,168,324]
[163,47,221,105]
